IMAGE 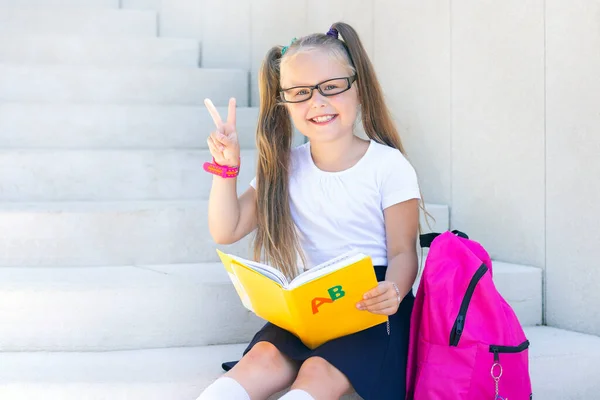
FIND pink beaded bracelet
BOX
[203,157,240,178]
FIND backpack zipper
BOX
[449,263,489,346]
[489,340,530,362]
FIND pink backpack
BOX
[406,231,532,400]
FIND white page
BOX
[288,251,366,290]
[229,255,289,286]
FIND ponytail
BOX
[253,46,305,279]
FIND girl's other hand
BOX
[356,281,401,316]
[204,97,240,167]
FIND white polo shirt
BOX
[250,139,421,270]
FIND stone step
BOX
[0,65,248,106]
[412,260,543,326]
[0,201,252,267]
[525,326,600,400]
[490,261,543,326]
[0,343,250,400]
[0,201,448,267]
[0,258,540,351]
[0,0,117,8]
[0,149,257,201]
[0,327,598,400]
[0,8,156,37]
[122,0,159,10]
[0,35,200,67]
[0,263,265,351]
[0,104,302,149]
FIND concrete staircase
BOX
[0,2,599,399]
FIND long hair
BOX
[254,45,302,280]
[254,22,428,279]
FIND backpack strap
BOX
[419,230,469,248]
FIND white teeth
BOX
[312,115,334,123]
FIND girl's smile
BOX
[308,114,338,125]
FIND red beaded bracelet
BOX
[203,157,240,178]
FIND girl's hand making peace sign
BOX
[204,97,240,167]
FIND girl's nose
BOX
[310,91,328,108]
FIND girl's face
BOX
[280,49,360,143]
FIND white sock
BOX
[196,377,250,400]
[279,389,316,400]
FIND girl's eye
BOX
[294,89,310,96]
[324,84,338,90]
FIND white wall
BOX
[545,0,600,335]
[155,0,600,336]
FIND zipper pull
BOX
[492,347,499,363]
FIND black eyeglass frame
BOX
[279,75,358,104]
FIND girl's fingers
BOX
[207,135,219,150]
[359,294,390,309]
[211,124,237,147]
[359,296,397,311]
[210,131,226,150]
[219,132,238,149]
[359,283,395,307]
[204,98,223,128]
[227,97,236,127]
[365,298,398,314]
[362,282,390,300]
[207,136,223,157]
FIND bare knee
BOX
[227,342,299,399]
[296,357,343,383]
[292,357,352,399]
[237,342,291,375]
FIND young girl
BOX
[199,22,421,400]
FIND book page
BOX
[288,251,365,290]
[229,255,289,286]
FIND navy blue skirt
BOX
[221,265,415,399]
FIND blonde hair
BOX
[254,22,425,280]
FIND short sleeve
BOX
[380,150,421,209]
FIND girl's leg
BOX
[199,341,300,400]
[285,356,353,400]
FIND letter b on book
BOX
[328,285,345,300]
[312,285,346,314]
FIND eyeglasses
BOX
[279,75,357,103]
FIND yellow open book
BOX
[216,249,387,349]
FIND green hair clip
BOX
[281,37,297,55]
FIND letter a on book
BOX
[311,297,334,314]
